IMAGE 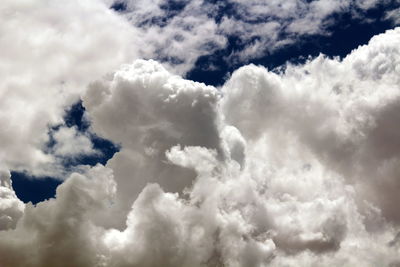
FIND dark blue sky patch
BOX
[111,1,127,12]
[186,2,399,86]
[64,101,90,132]
[113,0,189,28]
[10,0,400,204]
[46,100,120,165]
[57,133,120,169]
[202,0,239,23]
[11,172,62,204]
[137,16,171,28]
[186,35,237,86]
[63,101,120,164]
[251,2,399,69]
[159,0,188,18]
[11,101,119,204]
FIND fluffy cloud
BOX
[0,165,116,267]
[1,3,400,265]
[0,0,397,178]
[222,26,400,224]
[83,59,223,227]
[95,26,399,265]
[0,168,24,231]
[0,0,139,177]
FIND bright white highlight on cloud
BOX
[1,25,400,266]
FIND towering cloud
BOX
[83,60,223,226]
[1,27,400,266]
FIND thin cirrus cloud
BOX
[1,0,400,266]
[113,0,399,72]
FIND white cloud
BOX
[1,0,400,265]
[222,27,400,224]
[90,26,400,264]
[116,0,399,70]
[0,164,116,267]
[0,0,139,177]
[0,168,24,231]
[0,27,391,266]
[52,126,99,157]
[0,0,397,178]
[83,59,223,227]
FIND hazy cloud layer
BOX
[1,27,400,266]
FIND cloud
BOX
[1,1,400,265]
[222,26,400,225]
[83,59,223,227]
[0,0,139,177]
[0,0,397,179]
[51,126,100,158]
[0,169,24,231]
[92,26,400,265]
[115,0,400,71]
[0,165,116,267]
[386,7,400,25]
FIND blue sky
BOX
[12,0,399,204]
[2,0,400,266]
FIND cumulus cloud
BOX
[83,59,223,226]
[0,164,116,267]
[1,1,400,265]
[0,0,139,177]
[3,28,400,266]
[222,27,400,225]
[0,0,397,178]
[0,168,24,231]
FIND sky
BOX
[1,0,400,266]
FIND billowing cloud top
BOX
[1,0,400,266]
